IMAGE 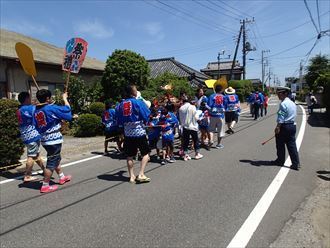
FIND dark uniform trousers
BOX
[275,123,300,166]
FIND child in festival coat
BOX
[34,90,72,193]
[158,107,179,165]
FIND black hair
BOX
[18,92,30,104]
[124,84,136,98]
[165,102,174,112]
[215,85,222,93]
[36,89,52,103]
[104,100,113,109]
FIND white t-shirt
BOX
[178,102,201,131]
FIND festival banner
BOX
[62,38,88,73]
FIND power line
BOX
[268,36,317,58]
[206,0,244,20]
[217,0,253,19]
[250,11,329,39]
[194,0,240,21]
[316,0,321,32]
[204,0,241,20]
[143,0,222,33]
[156,0,237,34]
[303,0,320,34]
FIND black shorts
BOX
[225,111,238,123]
[123,136,150,157]
[149,138,159,150]
[162,139,174,149]
[105,130,120,142]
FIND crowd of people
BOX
[101,84,242,183]
[246,90,269,120]
[16,83,244,191]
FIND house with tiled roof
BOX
[147,57,210,88]
[200,60,243,81]
[0,29,105,99]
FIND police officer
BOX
[273,86,300,170]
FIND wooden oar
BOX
[15,42,40,90]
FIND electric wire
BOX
[303,0,320,34]
[316,0,321,32]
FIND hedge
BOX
[0,99,24,168]
[73,114,102,137]
[89,102,105,116]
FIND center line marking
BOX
[227,105,306,248]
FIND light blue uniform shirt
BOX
[277,97,297,124]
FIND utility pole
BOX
[230,25,243,80]
[241,18,254,80]
[268,66,271,89]
[242,19,246,80]
[299,60,303,91]
[261,49,270,91]
[217,50,225,79]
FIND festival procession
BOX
[0,1,329,247]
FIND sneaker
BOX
[161,159,166,165]
[40,185,58,193]
[195,153,204,160]
[156,156,161,160]
[184,155,191,161]
[59,175,72,185]
[168,157,176,163]
[215,144,224,149]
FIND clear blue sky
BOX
[1,0,329,85]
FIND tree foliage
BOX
[0,99,24,168]
[228,80,254,102]
[141,72,195,102]
[101,50,150,100]
[305,54,330,90]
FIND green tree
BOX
[67,75,88,114]
[305,55,330,90]
[101,50,150,100]
[141,72,195,101]
[228,79,254,102]
[87,80,103,103]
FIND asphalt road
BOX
[1,99,329,248]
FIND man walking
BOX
[272,87,300,170]
[116,85,151,183]
[208,85,226,149]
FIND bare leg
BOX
[35,155,45,171]
[24,157,35,181]
[138,154,149,178]
[127,157,135,182]
[104,140,109,153]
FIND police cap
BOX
[276,86,291,93]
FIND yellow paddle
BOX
[15,42,40,90]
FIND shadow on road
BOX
[97,170,129,182]
[307,112,330,128]
[240,159,290,169]
[91,151,126,160]
[317,170,330,181]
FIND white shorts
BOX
[209,117,225,138]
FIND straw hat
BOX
[225,87,236,94]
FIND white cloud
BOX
[1,20,53,36]
[142,22,165,44]
[74,19,114,39]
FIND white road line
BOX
[227,105,306,248]
[0,155,103,185]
